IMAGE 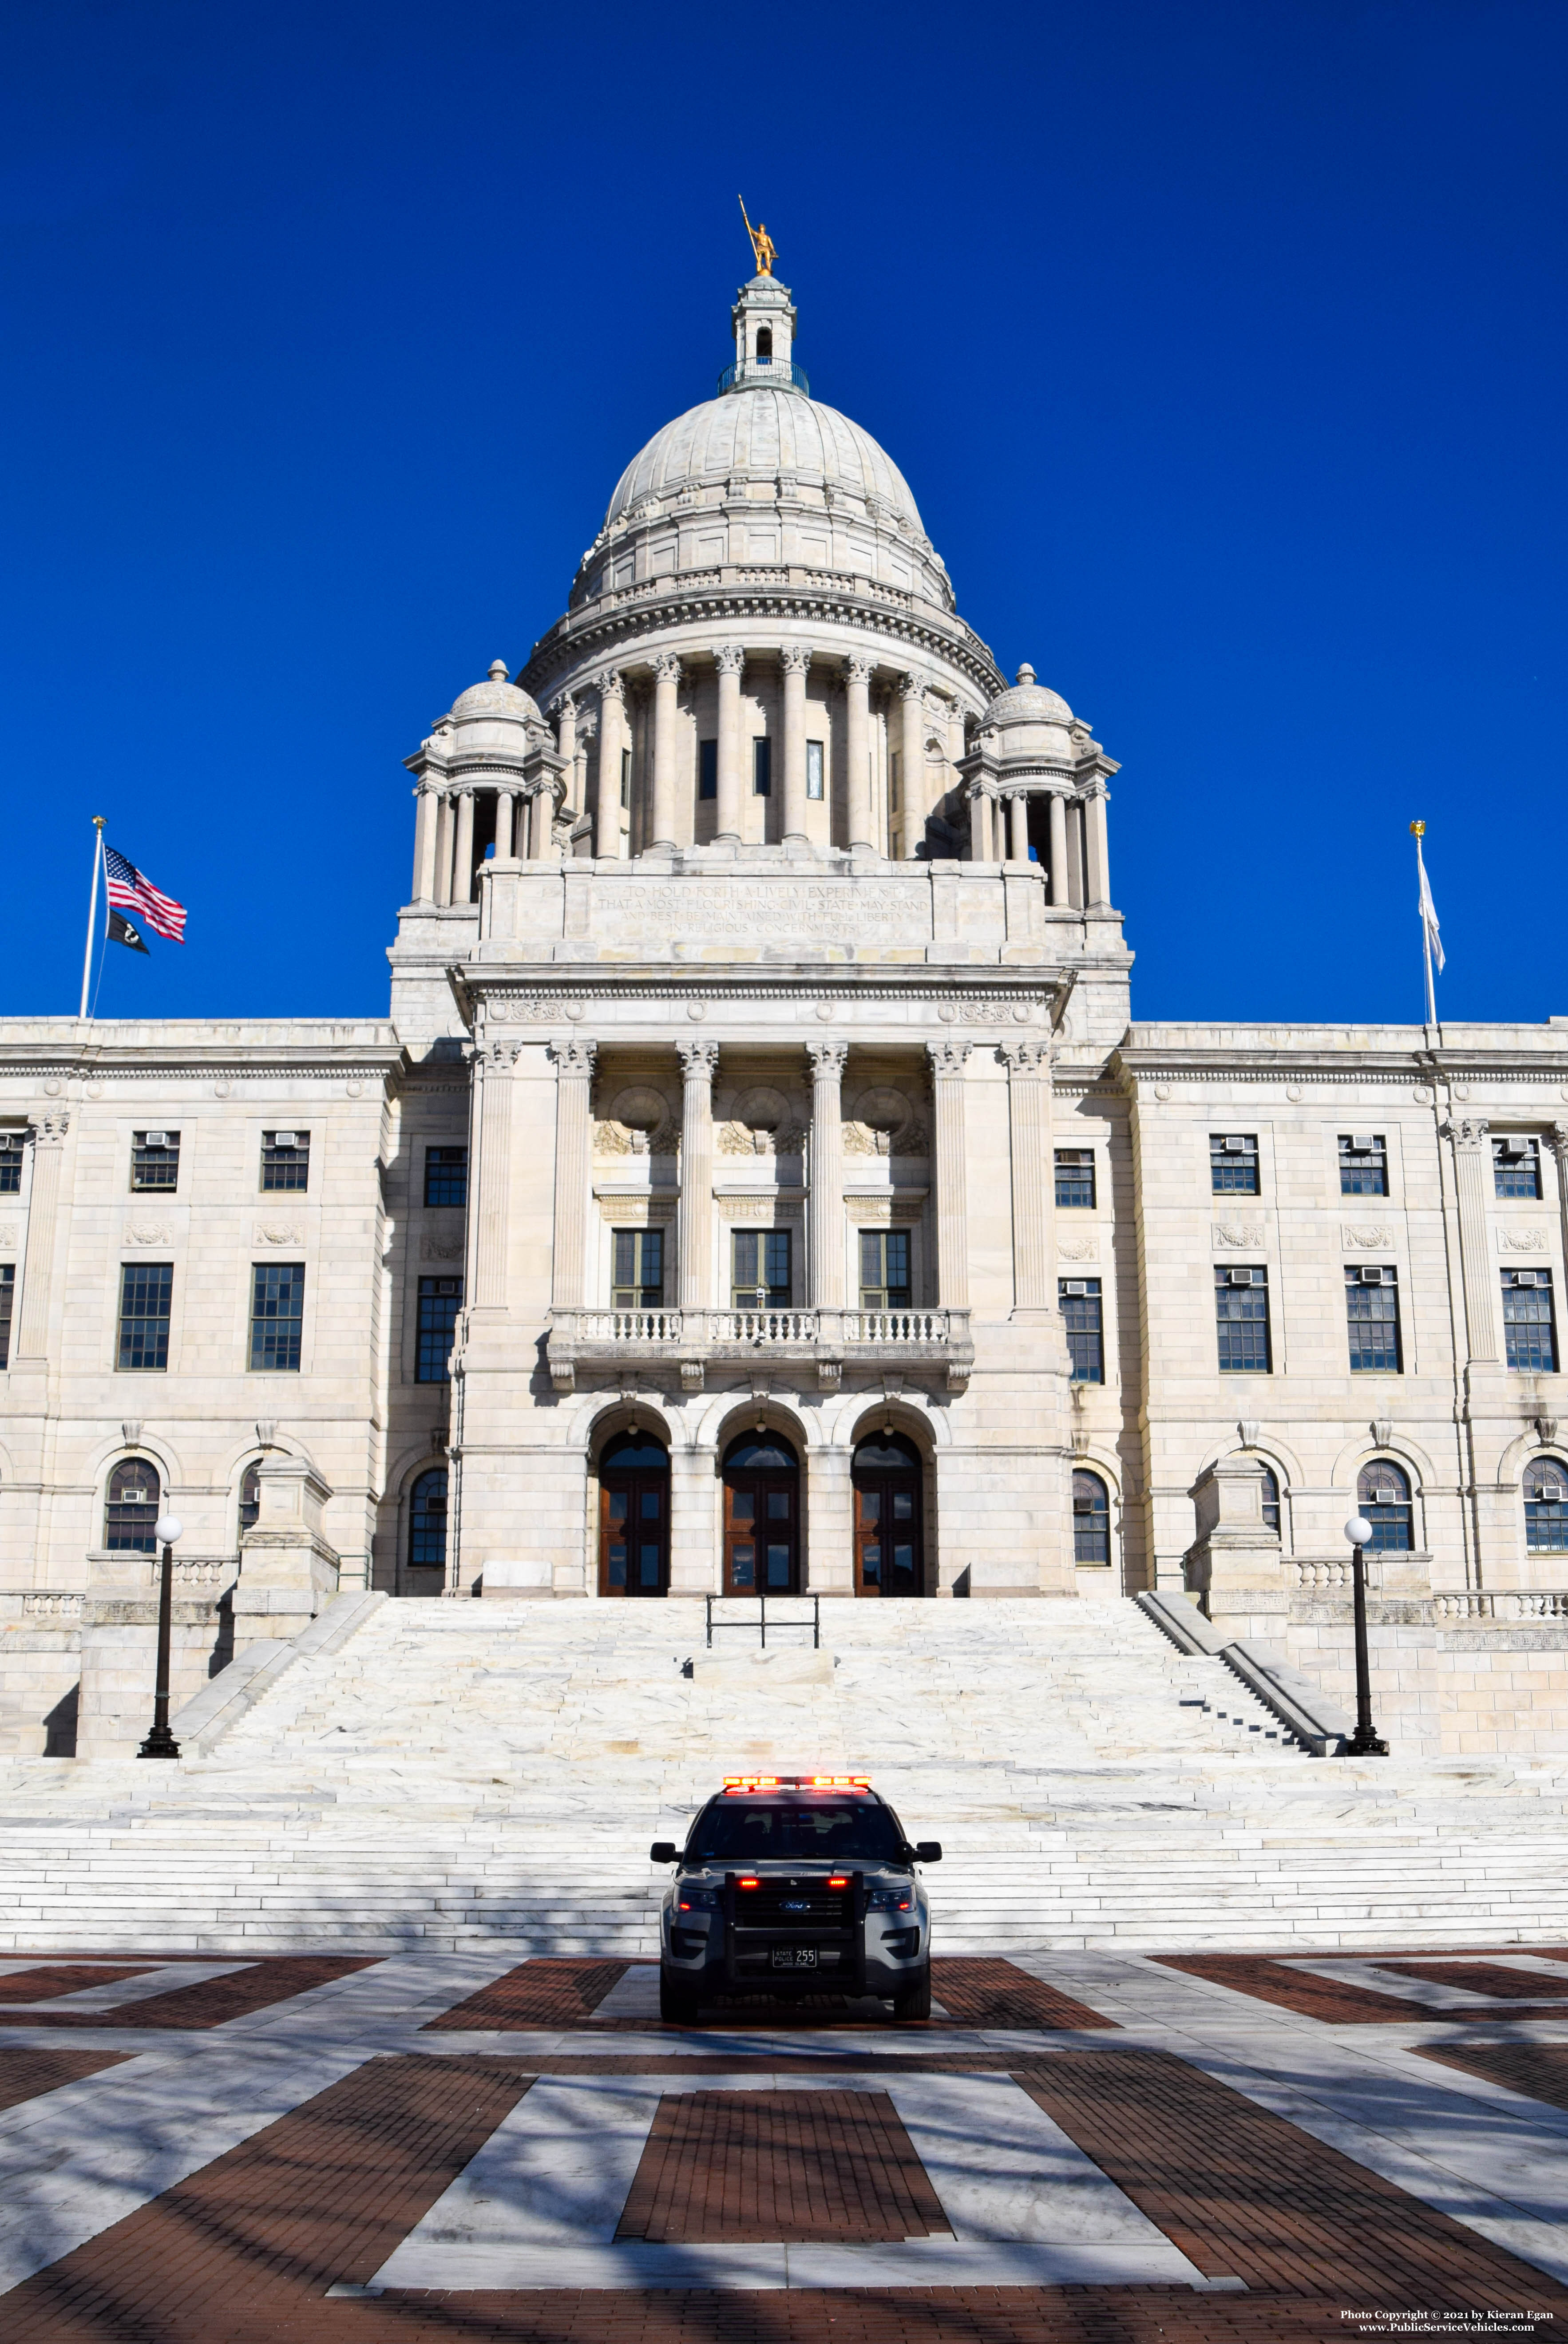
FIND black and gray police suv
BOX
[649,1774,942,2024]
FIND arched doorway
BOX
[722,1431,799,1594]
[598,1429,670,1597]
[851,1431,925,1596]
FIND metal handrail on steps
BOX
[705,1593,820,1650]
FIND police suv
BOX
[649,1774,941,2023]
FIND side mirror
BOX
[915,1841,942,1864]
[649,1841,678,1864]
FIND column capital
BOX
[1549,1122,1568,1164]
[897,670,927,702]
[599,669,626,705]
[549,1037,598,1078]
[999,1038,1050,1073]
[479,1037,523,1069]
[1443,1115,1490,1151]
[652,650,682,684]
[29,1112,69,1145]
[780,644,812,676]
[806,1041,848,1079]
[677,1039,720,1080]
[926,1039,971,1076]
[549,690,578,721]
[714,643,746,676]
[843,653,873,685]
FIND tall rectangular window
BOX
[1503,1270,1557,1374]
[423,1145,468,1208]
[1346,1265,1402,1373]
[752,737,772,796]
[806,740,824,800]
[0,1134,20,1195]
[889,752,901,813]
[733,1229,790,1308]
[859,1230,911,1311]
[1059,1277,1104,1382]
[1493,1136,1542,1199]
[698,739,717,801]
[249,1262,305,1371]
[118,1263,172,1372]
[1054,1149,1096,1209]
[612,1229,664,1309]
[0,1263,13,1369]
[261,1131,310,1192]
[1339,1134,1388,1196]
[131,1131,180,1191]
[620,747,631,808]
[1215,1266,1271,1372]
[416,1275,462,1382]
[1210,1134,1259,1194]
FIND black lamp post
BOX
[1342,1513,1389,1758]
[138,1512,183,1760]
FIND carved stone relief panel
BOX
[594,1082,675,1157]
[843,1083,928,1158]
[1211,1222,1266,1251]
[717,1084,804,1158]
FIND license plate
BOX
[770,1946,817,1970]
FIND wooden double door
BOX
[721,1431,799,1595]
[851,1432,925,1596]
[598,1429,670,1597]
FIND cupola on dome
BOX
[449,660,543,726]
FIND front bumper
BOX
[662,1869,926,1993]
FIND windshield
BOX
[687,1799,905,1864]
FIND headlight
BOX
[676,1885,719,1911]
[867,1887,914,1912]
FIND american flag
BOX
[104,846,186,943]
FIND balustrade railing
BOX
[1433,1589,1568,1621]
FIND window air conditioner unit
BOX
[1072,1497,1093,1513]
[1359,1267,1387,1284]
[1540,1480,1566,1503]
[1063,1279,1088,1296]
[1515,1272,1540,1288]
[1351,1133,1375,1152]
[273,1131,298,1148]
[1228,1268,1256,1285]
[1369,1485,1398,1505]
[144,1130,169,1148]
[1222,1136,1247,1152]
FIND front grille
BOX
[733,1887,853,1930]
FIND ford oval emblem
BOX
[781,1898,809,1912]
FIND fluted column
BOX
[413,783,439,901]
[807,1043,848,1307]
[493,789,516,862]
[1048,792,1069,907]
[14,1115,68,1366]
[1448,1116,1498,1364]
[1552,1128,1568,1287]
[677,1041,719,1309]
[452,789,475,904]
[596,674,626,860]
[843,655,874,851]
[1007,794,1029,864]
[781,645,811,842]
[549,1040,598,1309]
[715,646,745,842]
[1001,1040,1052,1312]
[649,653,681,852]
[898,675,926,860]
[1084,782,1109,905]
[472,1040,519,1310]
[434,792,454,904]
[553,693,577,788]
[926,1042,971,1305]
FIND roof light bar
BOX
[721,1773,872,1792]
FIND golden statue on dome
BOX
[738,195,775,276]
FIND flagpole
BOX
[1411,819,1437,1030]
[78,818,106,1021]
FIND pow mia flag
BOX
[107,909,150,955]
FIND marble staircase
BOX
[4,1595,1568,1956]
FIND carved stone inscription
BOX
[596,879,928,943]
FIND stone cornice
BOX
[1109,1041,1568,1092]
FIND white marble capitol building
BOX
[4,259,1568,1762]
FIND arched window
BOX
[1357,1460,1413,1553]
[409,1466,448,1572]
[1072,1470,1110,1566]
[722,1430,799,1593]
[755,326,773,361]
[105,1457,161,1553]
[239,1461,261,1534]
[1259,1464,1281,1536]
[1524,1457,1568,1553]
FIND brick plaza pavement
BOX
[1,1946,1567,2341]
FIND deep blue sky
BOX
[3,0,1564,1029]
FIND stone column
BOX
[1084,782,1110,906]
[493,789,516,862]
[596,673,626,860]
[412,784,439,901]
[472,1039,519,1310]
[452,789,475,904]
[676,1041,719,1310]
[1007,794,1029,863]
[807,1043,848,1308]
[553,693,577,795]
[898,675,926,859]
[1045,793,1067,907]
[843,655,874,851]
[1448,1116,1498,1363]
[649,653,682,852]
[715,646,745,842]
[1001,1039,1053,1313]
[968,787,988,863]
[13,1114,67,1366]
[926,1042,971,1306]
[434,792,454,905]
[1551,1127,1568,1279]
[781,645,812,843]
[549,1040,598,1309]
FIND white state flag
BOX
[1418,849,1445,975]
